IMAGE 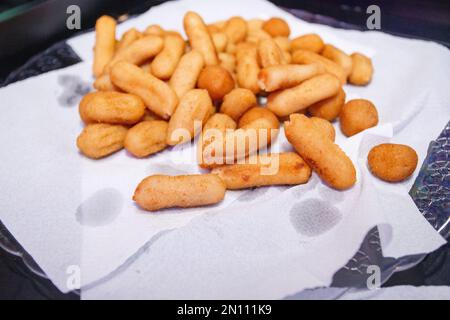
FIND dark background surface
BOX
[0,0,449,299]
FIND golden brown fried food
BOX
[310,117,336,141]
[212,152,311,189]
[218,52,236,74]
[290,33,324,53]
[262,17,291,37]
[93,16,116,77]
[107,35,164,72]
[368,144,418,182]
[212,32,228,53]
[144,24,165,36]
[258,38,284,68]
[258,63,324,92]
[273,37,291,52]
[198,113,237,168]
[321,44,353,78]
[267,73,341,117]
[77,124,128,159]
[236,43,260,94]
[166,89,213,146]
[151,33,186,80]
[184,11,218,66]
[224,17,247,44]
[308,87,346,122]
[220,88,257,121]
[200,107,279,168]
[340,99,379,137]
[115,28,142,56]
[169,50,205,99]
[197,65,235,101]
[79,91,145,125]
[133,174,226,211]
[349,52,373,86]
[124,120,168,158]
[110,61,178,119]
[93,73,121,92]
[292,50,347,84]
[285,114,356,190]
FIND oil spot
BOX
[317,185,345,203]
[237,187,270,202]
[289,199,342,237]
[76,188,123,227]
[57,74,91,107]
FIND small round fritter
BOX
[340,99,378,137]
[368,143,418,182]
[197,65,235,101]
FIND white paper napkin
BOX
[0,0,448,297]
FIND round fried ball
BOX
[340,99,378,137]
[262,17,291,37]
[310,117,336,141]
[368,143,418,182]
[308,87,346,122]
[197,65,235,101]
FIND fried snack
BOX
[236,43,260,94]
[107,35,164,71]
[219,52,236,74]
[184,11,218,66]
[151,34,186,80]
[169,50,205,99]
[281,51,292,64]
[79,91,145,125]
[308,87,346,121]
[220,88,257,121]
[124,120,168,158]
[368,144,418,182]
[224,17,247,44]
[93,16,116,77]
[198,113,237,168]
[246,25,272,45]
[197,66,235,101]
[262,17,290,37]
[115,28,142,56]
[247,18,265,31]
[258,38,284,68]
[144,24,165,36]
[110,61,178,119]
[166,89,213,146]
[200,108,279,168]
[76,124,127,159]
[340,99,379,137]
[321,44,353,78]
[290,33,324,53]
[310,117,336,141]
[140,61,152,74]
[285,114,356,190]
[292,50,347,84]
[93,73,121,92]
[267,73,340,117]
[212,152,311,189]
[141,109,162,121]
[273,37,291,52]
[206,21,226,34]
[212,32,228,53]
[349,52,373,86]
[133,174,226,211]
[258,63,324,92]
